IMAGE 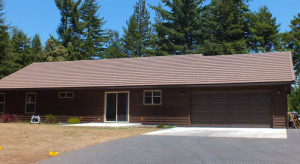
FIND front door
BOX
[105,92,129,122]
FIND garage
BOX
[191,92,272,128]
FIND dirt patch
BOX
[0,123,155,164]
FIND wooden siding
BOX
[131,116,189,127]
[272,87,288,128]
[0,85,290,128]
[0,115,103,123]
[5,90,105,115]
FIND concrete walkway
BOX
[61,122,142,127]
[143,127,287,139]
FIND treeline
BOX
[0,0,299,79]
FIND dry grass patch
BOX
[0,123,156,164]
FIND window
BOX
[59,92,74,98]
[26,92,36,113]
[0,93,5,113]
[144,90,162,105]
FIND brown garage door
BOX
[191,92,272,128]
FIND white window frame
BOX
[0,93,5,113]
[58,91,74,99]
[25,92,36,114]
[143,90,162,105]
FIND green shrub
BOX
[164,125,175,129]
[156,124,165,128]
[45,114,57,124]
[156,124,175,129]
[67,117,81,124]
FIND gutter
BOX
[0,81,295,91]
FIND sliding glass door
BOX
[105,92,129,122]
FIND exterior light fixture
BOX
[181,92,185,96]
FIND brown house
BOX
[0,52,295,128]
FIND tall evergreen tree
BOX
[248,6,280,53]
[149,3,167,56]
[277,13,300,73]
[55,0,82,57]
[290,13,300,73]
[10,28,41,67]
[31,34,43,54]
[203,0,250,55]
[122,0,152,57]
[151,0,205,55]
[79,0,106,58]
[288,80,300,113]
[0,0,15,78]
[104,30,126,59]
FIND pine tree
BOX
[104,30,126,59]
[79,0,106,58]
[10,28,41,67]
[203,0,250,55]
[0,0,15,78]
[31,34,43,54]
[288,80,300,113]
[277,13,300,73]
[151,0,205,55]
[149,3,168,56]
[122,0,153,57]
[290,13,300,73]
[55,0,82,57]
[248,6,280,53]
[284,14,300,113]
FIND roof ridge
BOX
[32,51,289,65]
[33,54,205,65]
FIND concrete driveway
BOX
[39,128,299,164]
[143,127,287,139]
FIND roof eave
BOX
[0,81,294,91]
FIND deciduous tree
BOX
[43,38,68,62]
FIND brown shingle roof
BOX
[0,51,295,89]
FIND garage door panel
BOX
[230,107,250,112]
[191,92,272,128]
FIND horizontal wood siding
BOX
[128,88,190,126]
[131,116,189,127]
[1,85,290,128]
[272,87,288,128]
[0,115,103,123]
[3,90,105,122]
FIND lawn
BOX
[0,123,156,164]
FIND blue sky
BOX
[4,0,300,44]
